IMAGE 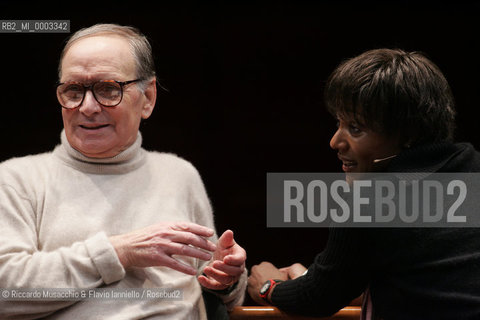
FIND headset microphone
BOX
[373,154,397,163]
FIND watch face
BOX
[260,280,271,295]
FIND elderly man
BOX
[0,23,246,319]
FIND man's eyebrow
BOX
[61,75,125,83]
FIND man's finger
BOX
[218,229,235,249]
[170,231,216,252]
[198,274,225,290]
[212,260,244,276]
[162,256,197,276]
[203,266,234,284]
[171,221,215,238]
[164,243,212,261]
[223,251,246,266]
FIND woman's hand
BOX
[248,261,289,305]
[279,263,307,279]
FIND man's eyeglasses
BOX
[56,79,144,109]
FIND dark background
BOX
[1,0,480,304]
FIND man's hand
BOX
[248,261,288,305]
[198,230,246,291]
[109,221,216,275]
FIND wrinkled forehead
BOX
[60,35,136,80]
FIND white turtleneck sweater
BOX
[0,131,246,319]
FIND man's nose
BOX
[78,90,102,116]
[329,129,348,151]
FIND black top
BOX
[271,142,480,320]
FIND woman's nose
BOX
[329,129,347,151]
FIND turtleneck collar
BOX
[53,130,147,174]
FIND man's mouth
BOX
[79,124,110,130]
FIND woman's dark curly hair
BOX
[325,48,456,146]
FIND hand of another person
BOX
[198,230,247,291]
[279,263,308,279]
[248,261,289,305]
[109,221,216,275]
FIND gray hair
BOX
[58,23,156,88]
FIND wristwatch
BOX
[259,279,283,302]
